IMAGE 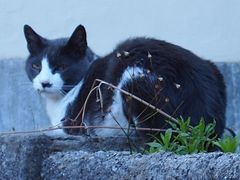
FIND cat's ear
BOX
[24,25,46,55]
[63,25,87,58]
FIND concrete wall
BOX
[0,59,49,132]
[0,0,240,62]
[1,134,240,179]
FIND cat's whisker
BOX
[49,87,62,89]
[18,82,33,85]
[62,84,76,86]
[59,89,67,96]
[55,89,65,97]
[19,81,32,84]
[62,87,74,90]
[49,85,75,90]
[62,85,76,88]
[17,85,31,87]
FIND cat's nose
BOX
[41,82,52,88]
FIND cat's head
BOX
[24,24,96,100]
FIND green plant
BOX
[214,134,240,153]
[146,118,239,155]
[146,129,178,154]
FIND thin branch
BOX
[0,125,172,136]
[94,79,178,124]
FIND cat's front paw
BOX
[61,117,86,135]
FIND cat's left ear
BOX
[23,25,46,55]
[63,25,87,58]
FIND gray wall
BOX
[0,59,49,132]
[0,0,240,62]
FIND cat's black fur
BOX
[24,24,226,140]
[62,33,226,138]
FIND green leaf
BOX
[147,141,162,148]
[214,135,239,153]
[163,129,172,147]
[145,118,234,155]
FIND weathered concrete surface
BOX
[0,59,240,134]
[42,151,240,180]
[0,134,240,180]
[0,134,52,180]
[0,134,140,179]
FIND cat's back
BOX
[113,37,225,104]
[65,37,226,137]
[104,38,220,83]
[89,37,225,97]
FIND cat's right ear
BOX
[62,25,87,58]
[24,25,46,55]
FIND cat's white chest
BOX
[45,81,83,128]
[46,98,65,127]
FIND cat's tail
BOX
[224,127,236,137]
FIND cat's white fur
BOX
[46,81,83,127]
[33,57,82,129]
[34,57,143,136]
[33,58,64,96]
[95,67,143,137]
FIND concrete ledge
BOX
[42,151,240,180]
[0,134,240,179]
[0,134,138,179]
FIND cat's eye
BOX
[32,63,41,70]
[56,64,68,71]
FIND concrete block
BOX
[1,134,240,179]
[0,134,138,179]
[42,151,240,180]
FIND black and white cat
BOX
[24,24,226,138]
